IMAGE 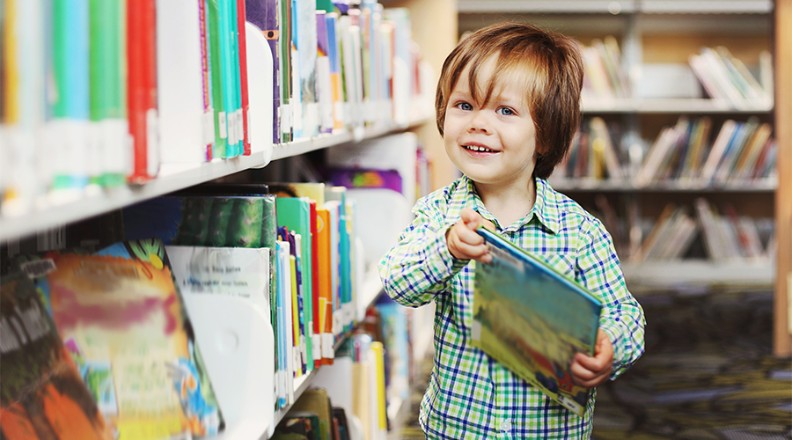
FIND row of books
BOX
[580,36,631,101]
[254,0,424,143]
[577,36,773,107]
[0,0,428,219]
[0,176,391,438]
[3,241,224,439]
[555,116,777,186]
[589,195,775,264]
[123,181,371,410]
[689,46,774,110]
[633,117,775,186]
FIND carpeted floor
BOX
[392,289,792,439]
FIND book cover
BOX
[27,240,224,437]
[0,272,112,440]
[236,0,251,155]
[471,227,602,417]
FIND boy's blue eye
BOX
[497,107,515,116]
[458,102,473,111]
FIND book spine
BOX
[127,0,159,183]
[236,0,251,155]
[198,0,214,161]
[225,0,242,156]
[279,0,292,142]
[52,0,90,191]
[206,0,226,159]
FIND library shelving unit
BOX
[0,118,429,243]
[455,0,791,355]
[0,112,432,439]
[773,0,791,357]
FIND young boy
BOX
[378,22,645,438]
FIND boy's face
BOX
[443,56,538,192]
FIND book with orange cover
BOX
[24,240,224,438]
[0,272,112,440]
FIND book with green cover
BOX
[471,227,602,417]
[276,197,314,372]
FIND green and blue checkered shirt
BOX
[379,176,645,439]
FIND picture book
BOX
[471,227,603,417]
[28,240,224,438]
[0,272,111,440]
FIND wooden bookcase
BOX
[774,0,791,357]
[449,0,790,354]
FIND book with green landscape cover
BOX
[471,227,602,417]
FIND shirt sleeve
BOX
[378,195,468,308]
[576,217,646,379]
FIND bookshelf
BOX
[774,0,791,356]
[0,1,437,438]
[0,116,429,243]
[453,1,790,355]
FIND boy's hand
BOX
[446,208,494,263]
[570,330,614,388]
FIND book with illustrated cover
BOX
[0,272,112,440]
[24,240,224,438]
[471,227,602,417]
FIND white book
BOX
[156,0,205,163]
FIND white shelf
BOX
[458,0,636,14]
[551,178,777,193]
[623,259,775,292]
[0,114,431,243]
[640,0,772,14]
[457,0,770,15]
[581,98,773,114]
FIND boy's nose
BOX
[467,111,491,134]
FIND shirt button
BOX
[501,419,512,431]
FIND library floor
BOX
[390,290,792,439]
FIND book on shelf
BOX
[127,0,160,182]
[0,272,112,440]
[689,46,773,110]
[245,0,282,144]
[156,0,206,164]
[471,227,602,417]
[16,240,224,439]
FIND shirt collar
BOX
[460,176,561,235]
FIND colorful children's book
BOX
[471,227,603,417]
[0,272,112,440]
[27,240,224,438]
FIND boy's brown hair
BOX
[435,22,584,179]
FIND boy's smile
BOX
[443,55,538,199]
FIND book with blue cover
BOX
[471,227,602,417]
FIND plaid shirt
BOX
[379,176,645,439]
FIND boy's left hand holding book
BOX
[570,329,614,388]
